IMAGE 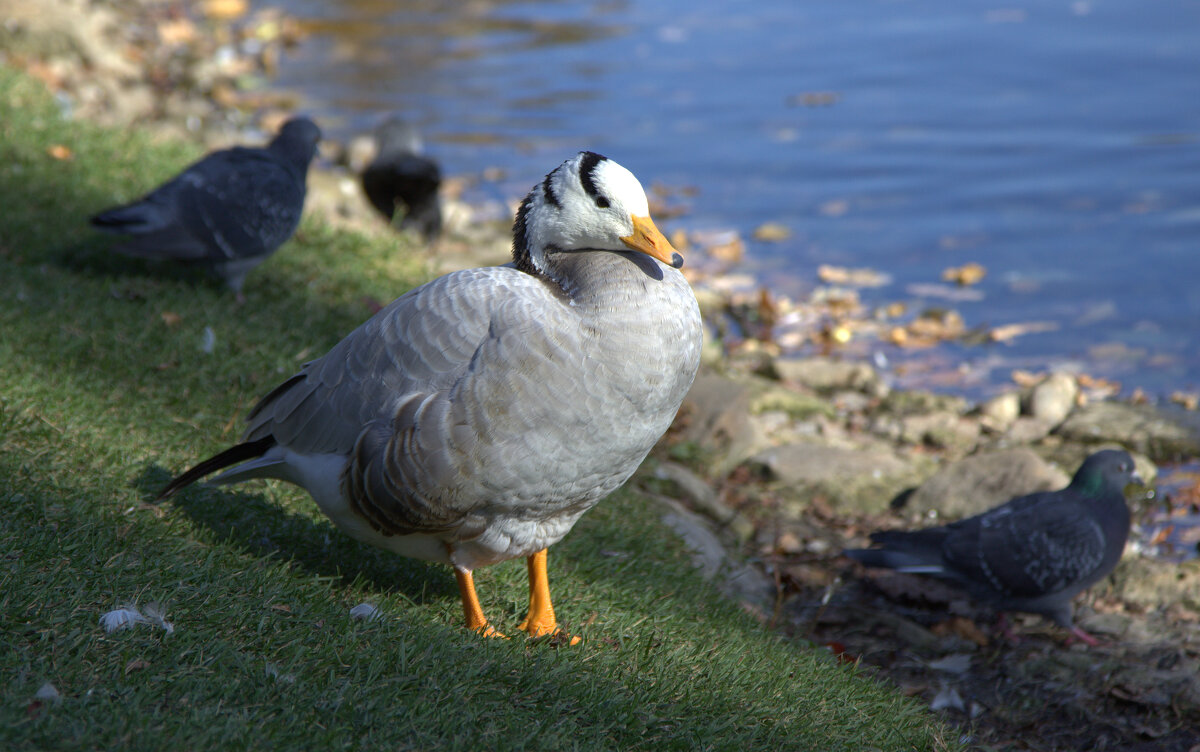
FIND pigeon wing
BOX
[943,492,1107,599]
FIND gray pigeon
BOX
[360,117,442,241]
[844,449,1141,645]
[90,117,322,298]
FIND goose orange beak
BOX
[621,214,683,268]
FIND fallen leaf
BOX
[157,18,197,45]
[987,321,1058,343]
[817,264,891,288]
[124,659,151,674]
[47,145,73,161]
[941,262,986,286]
[201,0,249,21]
[1170,391,1199,410]
[752,222,792,242]
[160,311,182,327]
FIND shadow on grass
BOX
[134,464,459,604]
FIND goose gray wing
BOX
[242,266,584,534]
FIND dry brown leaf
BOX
[941,262,986,286]
[1170,391,1199,410]
[158,18,197,45]
[160,311,182,327]
[47,144,73,161]
[201,0,249,21]
[987,321,1058,343]
[708,236,745,263]
[124,659,151,674]
[752,222,792,242]
[817,264,891,288]
[932,616,990,646]
[669,229,689,251]
[1010,369,1042,388]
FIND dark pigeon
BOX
[360,117,442,241]
[844,449,1141,645]
[90,116,322,298]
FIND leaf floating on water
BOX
[817,264,892,288]
[1170,391,1200,410]
[941,262,987,286]
[987,321,1058,343]
[752,222,792,242]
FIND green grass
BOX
[0,65,955,751]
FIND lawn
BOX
[0,65,954,751]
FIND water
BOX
[268,0,1200,398]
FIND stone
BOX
[652,461,753,540]
[669,372,767,475]
[1056,401,1200,462]
[746,442,926,514]
[773,356,880,394]
[654,496,773,610]
[904,447,1070,519]
[1109,557,1200,612]
[750,385,836,421]
[978,392,1020,432]
[1004,416,1055,444]
[899,412,981,454]
[1025,372,1079,425]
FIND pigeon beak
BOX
[1130,469,1145,486]
[621,214,683,269]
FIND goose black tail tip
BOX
[155,436,275,502]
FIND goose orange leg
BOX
[517,549,580,644]
[453,566,503,638]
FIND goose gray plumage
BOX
[158,151,703,640]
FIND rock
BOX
[898,412,981,454]
[774,356,881,395]
[904,448,1070,518]
[1025,372,1079,425]
[1004,416,1056,444]
[1110,557,1200,612]
[978,392,1020,432]
[1056,401,1200,462]
[750,385,836,421]
[652,461,753,541]
[669,372,767,475]
[747,442,926,514]
[654,495,773,611]
[876,389,969,417]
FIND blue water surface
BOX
[269,0,1200,397]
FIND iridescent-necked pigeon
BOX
[845,449,1141,645]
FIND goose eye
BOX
[595,196,610,209]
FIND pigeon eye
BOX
[595,196,610,209]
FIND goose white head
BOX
[513,152,683,277]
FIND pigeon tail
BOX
[90,203,166,233]
[844,548,946,574]
[157,435,275,500]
